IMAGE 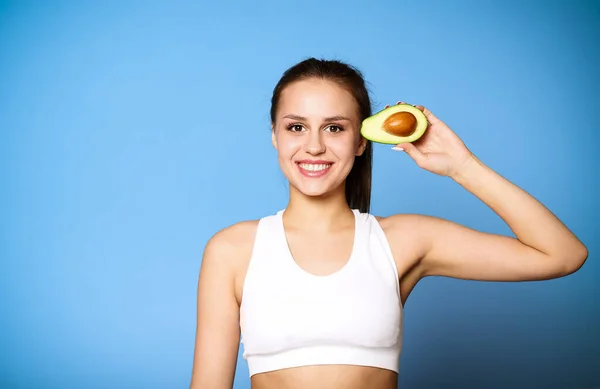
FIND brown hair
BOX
[269,57,374,213]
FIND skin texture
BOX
[272,79,367,199]
[189,79,588,389]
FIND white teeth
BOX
[299,163,331,172]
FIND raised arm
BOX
[386,103,588,282]
[400,156,587,282]
[189,230,243,389]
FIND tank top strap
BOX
[248,211,286,268]
[348,208,368,258]
[361,212,402,300]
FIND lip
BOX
[296,160,334,178]
[296,159,333,164]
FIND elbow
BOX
[560,242,589,276]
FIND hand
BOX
[387,101,475,178]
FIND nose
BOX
[305,129,326,155]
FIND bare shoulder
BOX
[372,213,448,303]
[202,219,260,270]
[376,213,441,233]
[377,212,462,249]
[191,219,260,388]
[205,219,260,254]
[376,213,444,245]
[201,219,261,304]
[374,213,446,270]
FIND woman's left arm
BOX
[389,103,588,282]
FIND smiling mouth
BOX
[296,162,333,177]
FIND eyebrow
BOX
[282,114,352,122]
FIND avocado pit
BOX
[382,111,417,137]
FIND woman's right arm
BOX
[189,229,243,389]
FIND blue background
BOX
[1,0,598,388]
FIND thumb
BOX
[392,142,427,166]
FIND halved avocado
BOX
[360,104,428,144]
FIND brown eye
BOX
[326,125,343,133]
[287,124,304,132]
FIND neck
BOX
[283,183,354,232]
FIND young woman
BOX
[189,58,588,389]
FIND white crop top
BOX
[239,209,403,377]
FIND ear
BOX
[356,136,367,156]
[271,125,277,150]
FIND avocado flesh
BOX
[360,104,428,144]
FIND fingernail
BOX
[392,146,404,151]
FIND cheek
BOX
[329,136,359,160]
[276,131,302,158]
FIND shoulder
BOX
[374,213,449,257]
[203,219,261,265]
[207,219,261,248]
[376,213,441,235]
[200,219,260,280]
[200,219,263,305]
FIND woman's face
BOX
[271,78,367,198]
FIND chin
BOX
[289,177,345,198]
[294,185,332,197]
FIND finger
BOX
[392,142,427,167]
[416,105,441,125]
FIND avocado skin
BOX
[360,104,428,144]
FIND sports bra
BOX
[239,209,404,377]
